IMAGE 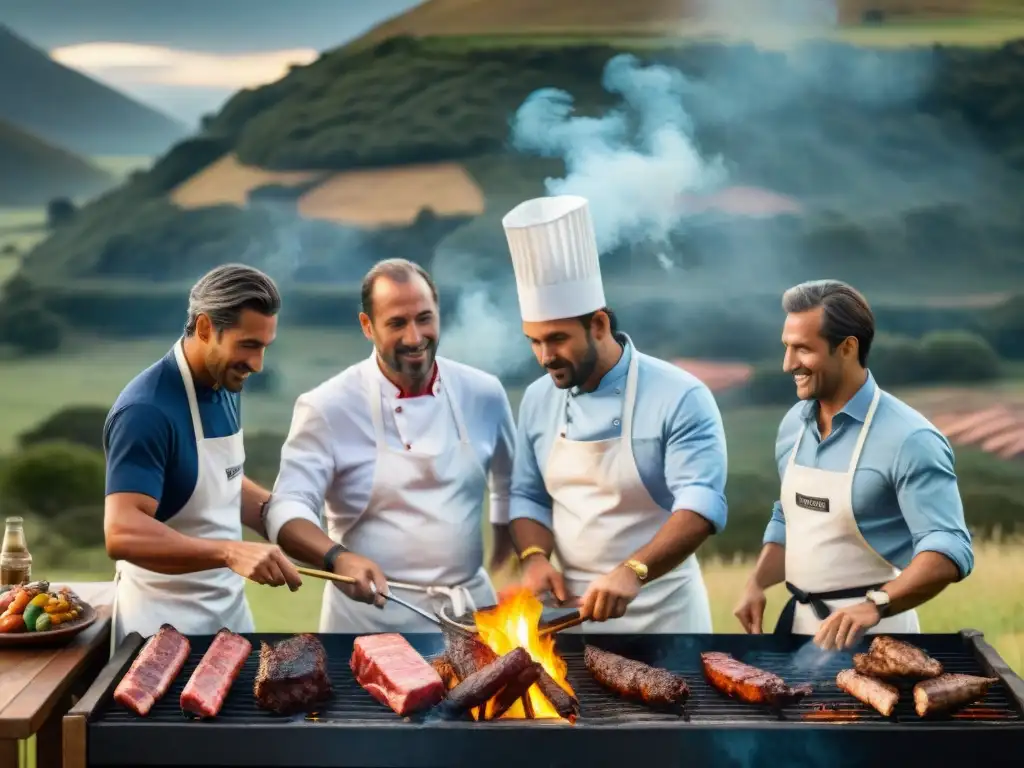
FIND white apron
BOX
[320,359,496,633]
[777,387,920,635]
[543,337,713,634]
[111,340,254,652]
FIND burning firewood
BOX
[435,648,533,719]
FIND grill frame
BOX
[65,628,1024,768]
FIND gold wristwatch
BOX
[622,559,649,582]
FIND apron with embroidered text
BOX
[543,337,713,634]
[777,387,920,635]
[320,359,496,632]
[111,340,253,653]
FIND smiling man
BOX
[263,258,516,633]
[104,264,302,647]
[733,279,974,650]
[502,195,728,633]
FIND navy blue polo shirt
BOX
[103,345,242,522]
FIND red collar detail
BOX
[395,365,438,399]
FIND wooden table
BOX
[0,583,113,768]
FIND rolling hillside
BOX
[0,25,187,156]
[0,119,113,206]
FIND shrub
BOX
[0,302,63,353]
[17,405,109,453]
[984,294,1024,360]
[867,334,927,387]
[743,363,798,407]
[917,331,1001,383]
[0,441,106,519]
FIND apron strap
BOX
[847,387,882,473]
[173,338,205,442]
[619,337,641,456]
[773,580,887,635]
[435,360,471,445]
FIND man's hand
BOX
[814,601,882,650]
[223,541,303,591]
[489,524,516,572]
[733,580,767,634]
[521,554,573,606]
[580,565,641,622]
[334,552,389,609]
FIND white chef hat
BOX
[501,195,605,323]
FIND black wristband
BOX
[323,543,348,572]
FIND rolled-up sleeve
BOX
[264,395,334,545]
[664,385,729,533]
[893,428,974,580]
[763,501,787,546]
[487,383,516,525]
[509,392,554,529]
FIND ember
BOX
[474,587,576,720]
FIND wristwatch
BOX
[622,559,649,582]
[323,543,348,572]
[865,589,891,618]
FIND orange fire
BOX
[473,587,576,720]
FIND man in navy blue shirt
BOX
[103,264,302,644]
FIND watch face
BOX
[868,590,889,605]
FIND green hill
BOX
[0,118,113,206]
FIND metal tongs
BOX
[295,565,443,627]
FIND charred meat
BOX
[114,624,190,717]
[701,652,812,707]
[585,645,689,707]
[180,629,252,719]
[253,633,332,715]
[836,669,900,717]
[913,673,999,717]
[854,636,943,680]
[350,633,446,717]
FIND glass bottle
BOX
[1,516,32,586]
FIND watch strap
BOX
[323,543,348,572]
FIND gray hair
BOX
[782,279,875,366]
[184,264,281,337]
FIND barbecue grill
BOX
[64,629,1024,768]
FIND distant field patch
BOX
[90,155,154,178]
[0,207,46,253]
[170,153,322,209]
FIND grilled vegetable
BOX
[34,613,52,632]
[1,589,31,619]
[45,596,71,614]
[0,589,17,612]
[22,593,50,631]
[50,608,79,626]
[0,613,26,633]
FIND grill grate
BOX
[93,632,1021,726]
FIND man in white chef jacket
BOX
[263,258,517,633]
[733,280,974,650]
[502,195,729,633]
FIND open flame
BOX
[473,587,576,720]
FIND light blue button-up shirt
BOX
[510,337,729,533]
[764,371,974,579]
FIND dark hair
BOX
[184,264,281,337]
[360,258,439,318]
[782,280,874,366]
[577,307,619,335]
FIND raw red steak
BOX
[350,633,445,716]
[114,624,190,716]
[180,629,252,718]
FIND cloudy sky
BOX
[1,0,422,125]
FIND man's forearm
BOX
[881,551,960,615]
[749,543,786,590]
[241,477,272,538]
[629,509,713,582]
[106,513,230,575]
[510,518,555,557]
[276,519,338,568]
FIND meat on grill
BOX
[114,624,190,717]
[836,669,900,717]
[584,645,689,707]
[853,636,943,680]
[253,633,332,715]
[180,629,252,719]
[913,673,1000,717]
[350,633,446,717]
[701,652,813,708]
[439,647,533,718]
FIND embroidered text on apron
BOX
[320,359,496,633]
[775,387,920,635]
[111,339,253,653]
[543,337,713,634]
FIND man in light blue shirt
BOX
[502,194,728,633]
[734,280,973,650]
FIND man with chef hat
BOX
[263,258,517,633]
[501,195,728,633]
[733,280,973,650]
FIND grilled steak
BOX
[440,647,533,717]
[701,652,813,707]
[853,636,943,680]
[180,629,252,719]
[253,633,332,715]
[913,673,999,717]
[350,633,446,716]
[836,669,900,717]
[114,624,190,717]
[585,645,689,707]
